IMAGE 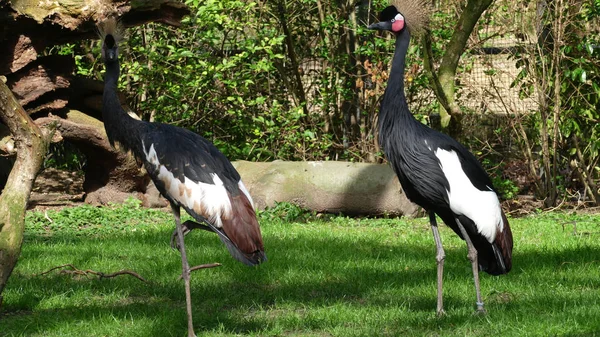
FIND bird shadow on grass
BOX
[3,224,600,336]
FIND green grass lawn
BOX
[1,201,599,336]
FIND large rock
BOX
[233,161,419,217]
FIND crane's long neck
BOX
[378,28,419,149]
[382,29,412,119]
[389,30,410,100]
[103,60,120,92]
[102,59,143,154]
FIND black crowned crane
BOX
[368,1,513,315]
[99,20,266,336]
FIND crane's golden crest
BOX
[97,18,123,42]
[390,0,432,34]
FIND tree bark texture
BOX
[1,0,189,73]
[0,80,49,308]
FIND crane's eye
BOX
[391,19,395,23]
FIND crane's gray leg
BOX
[170,220,212,250]
[455,219,486,314]
[171,204,197,337]
[429,211,446,316]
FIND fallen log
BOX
[233,161,419,217]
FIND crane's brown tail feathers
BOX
[184,192,266,266]
[454,212,513,276]
[220,193,267,266]
[389,0,432,34]
[491,211,513,274]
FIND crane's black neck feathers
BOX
[102,45,146,158]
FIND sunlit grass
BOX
[1,202,600,336]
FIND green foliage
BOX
[510,0,600,202]
[25,198,171,236]
[43,142,86,172]
[56,0,446,163]
[258,201,316,223]
[492,172,520,200]
[43,0,467,165]
[115,0,337,161]
[3,206,600,336]
[559,2,600,159]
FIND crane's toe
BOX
[170,220,213,250]
[170,224,191,250]
[170,229,182,250]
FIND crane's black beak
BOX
[105,49,117,61]
[368,21,392,31]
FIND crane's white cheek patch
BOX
[143,143,232,228]
[435,149,502,242]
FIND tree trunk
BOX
[275,1,309,118]
[423,0,494,129]
[0,80,49,308]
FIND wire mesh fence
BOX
[459,42,538,116]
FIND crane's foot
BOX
[474,302,487,315]
[170,229,188,250]
[178,263,222,280]
[170,220,212,250]
[436,308,446,317]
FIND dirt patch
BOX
[28,168,168,211]
[29,168,85,211]
[503,195,543,217]
[32,168,83,194]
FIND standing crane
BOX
[367,1,513,315]
[99,19,266,336]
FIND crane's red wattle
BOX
[392,18,405,32]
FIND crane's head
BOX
[368,1,430,35]
[98,18,122,63]
[368,6,405,33]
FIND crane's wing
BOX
[449,143,495,193]
[433,135,512,275]
[140,123,265,265]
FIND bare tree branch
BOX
[38,264,149,283]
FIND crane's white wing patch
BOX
[238,181,255,209]
[143,142,232,228]
[435,148,503,242]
